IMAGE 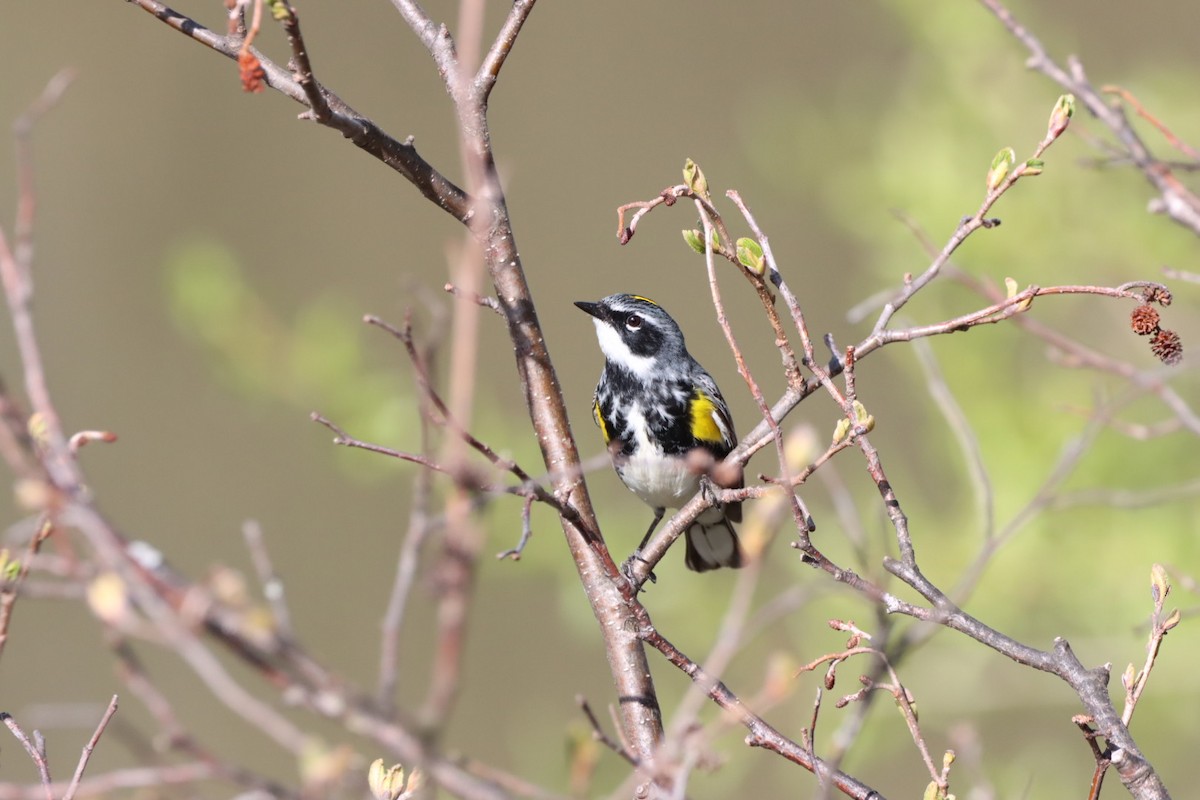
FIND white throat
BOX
[593,320,656,379]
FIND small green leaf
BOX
[851,401,875,433]
[1150,563,1171,605]
[986,147,1016,191]
[682,229,705,254]
[1022,158,1045,176]
[367,758,407,800]
[831,417,851,446]
[682,158,710,199]
[736,237,765,274]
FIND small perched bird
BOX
[576,293,743,572]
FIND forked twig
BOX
[62,695,120,800]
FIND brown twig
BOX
[377,312,442,712]
[444,282,505,316]
[577,696,637,766]
[0,517,54,661]
[725,191,804,383]
[12,69,74,280]
[127,0,471,220]
[715,193,818,535]
[1074,716,1109,800]
[1102,85,1200,159]
[496,495,536,560]
[2,75,83,495]
[363,315,547,499]
[1121,566,1180,726]
[475,0,537,103]
[241,520,294,641]
[1,712,54,800]
[869,106,1073,340]
[797,644,943,791]
[0,762,220,800]
[635,620,884,800]
[61,695,119,800]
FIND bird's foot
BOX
[622,552,657,588]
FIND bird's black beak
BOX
[574,300,603,320]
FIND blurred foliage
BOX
[736,1,1197,588]
[165,238,421,478]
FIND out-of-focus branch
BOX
[0,763,219,800]
[0,518,54,661]
[108,636,296,797]
[978,0,1200,237]
[376,316,440,713]
[1,712,54,800]
[61,696,119,800]
[419,232,487,736]
[1,74,83,496]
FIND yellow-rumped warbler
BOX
[576,293,743,571]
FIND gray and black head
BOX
[575,294,690,376]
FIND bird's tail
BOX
[684,515,743,572]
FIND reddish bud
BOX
[238,51,266,93]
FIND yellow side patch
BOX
[593,398,612,444]
[689,391,724,444]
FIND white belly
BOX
[617,452,699,510]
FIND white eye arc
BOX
[625,314,643,331]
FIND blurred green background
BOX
[0,1,1197,797]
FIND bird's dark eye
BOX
[625,314,643,331]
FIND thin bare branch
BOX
[127,0,470,220]
[911,338,994,540]
[636,620,885,800]
[0,517,54,661]
[1,712,55,800]
[241,520,294,641]
[496,495,536,560]
[0,762,219,800]
[13,68,76,278]
[475,0,537,102]
[978,0,1200,237]
[578,696,637,767]
[61,695,119,800]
